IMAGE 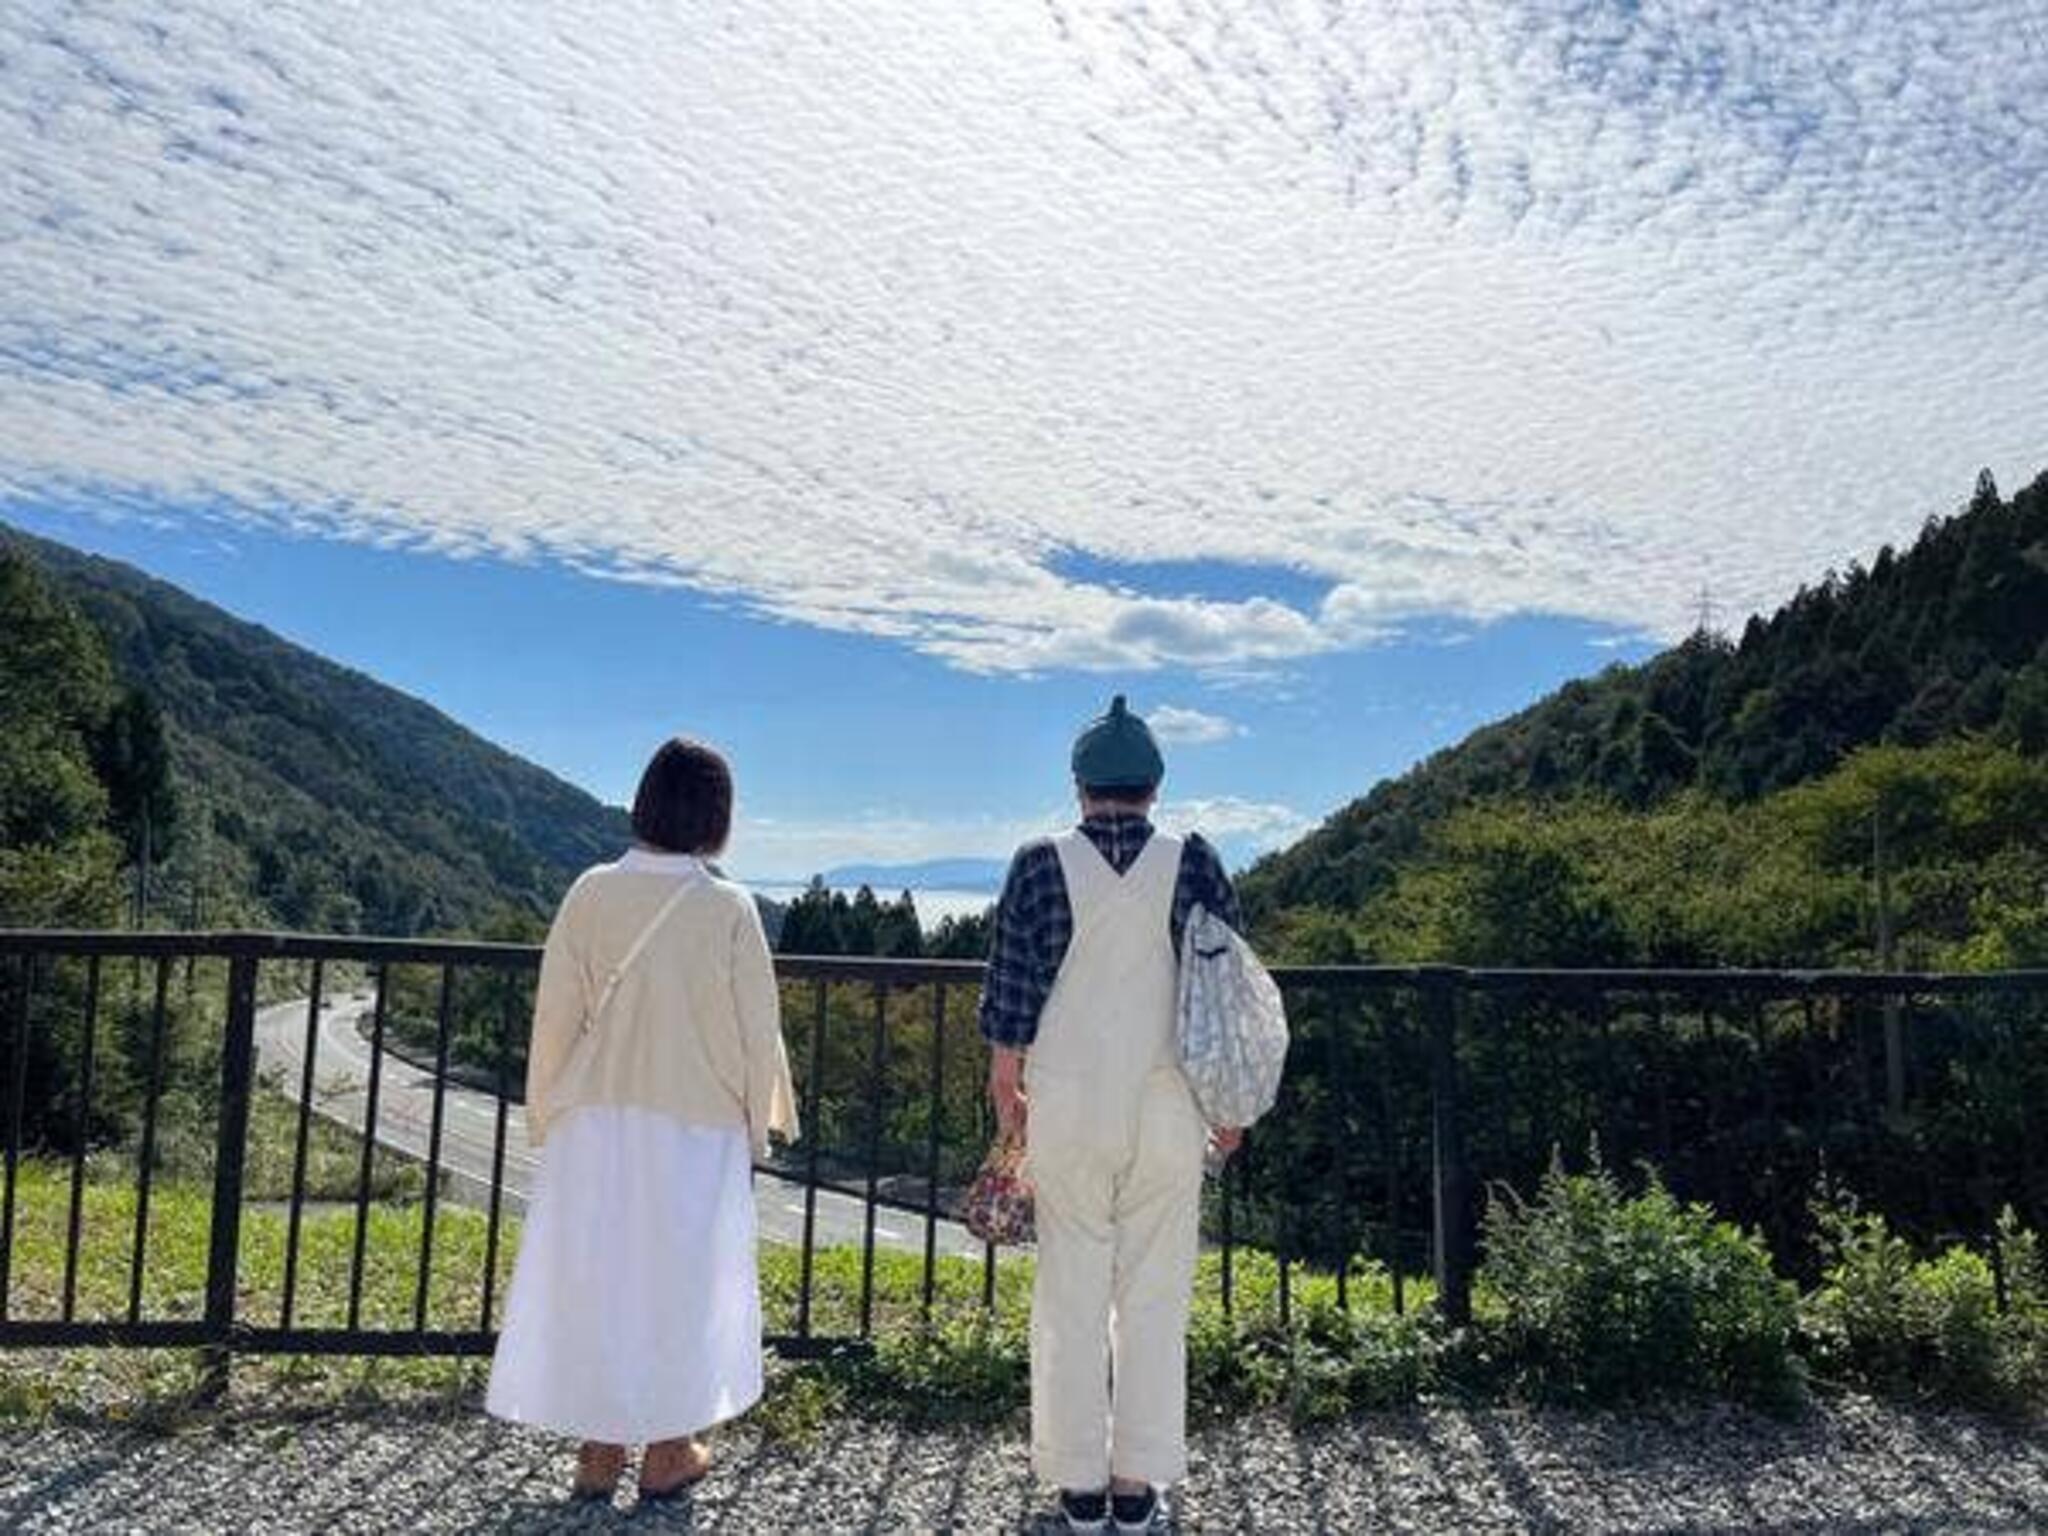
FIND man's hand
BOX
[988,1046,1028,1142]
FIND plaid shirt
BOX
[977,813,1242,1049]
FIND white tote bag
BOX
[1174,903,1288,1128]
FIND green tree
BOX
[0,548,122,925]
[1359,803,1629,966]
[872,891,924,958]
[777,878,844,955]
[95,685,178,925]
[2001,658,2048,754]
[843,886,882,954]
[928,905,994,959]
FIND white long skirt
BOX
[485,1105,763,1443]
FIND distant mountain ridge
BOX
[2,521,633,935]
[813,858,1009,894]
[1243,468,2048,919]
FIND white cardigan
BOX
[524,848,799,1156]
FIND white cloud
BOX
[732,791,1311,877]
[1148,704,1243,746]
[1,2,2043,673]
[1157,797,1317,854]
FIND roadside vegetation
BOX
[3,1142,2044,1438]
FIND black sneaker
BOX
[1058,1488,1109,1532]
[1111,1486,1158,1532]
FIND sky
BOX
[2,2,2044,880]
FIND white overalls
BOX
[1026,829,1208,1491]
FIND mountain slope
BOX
[1,522,632,934]
[1243,468,2048,918]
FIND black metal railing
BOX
[2,930,2045,1385]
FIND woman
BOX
[487,737,798,1505]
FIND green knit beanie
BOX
[1071,695,1165,793]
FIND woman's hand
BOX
[1209,1125,1244,1162]
[988,1046,1028,1142]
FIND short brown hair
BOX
[631,737,733,855]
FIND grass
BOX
[1,1141,1439,1434]
[240,1084,427,1203]
[0,1152,515,1420]
[754,1215,1429,1342]
[750,1225,1439,1436]
[73,1084,427,1207]
[1,1085,500,1425]
[3,1160,509,1330]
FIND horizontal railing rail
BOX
[12,928,2048,991]
[2,929,2044,1388]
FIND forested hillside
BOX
[1,523,632,934]
[1244,469,2048,952]
[0,546,130,929]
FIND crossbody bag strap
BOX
[582,877,697,1036]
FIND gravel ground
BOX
[2,1395,2046,1533]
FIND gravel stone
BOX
[2,1395,2045,1532]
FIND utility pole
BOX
[186,816,206,994]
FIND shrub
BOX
[857,1315,1029,1425]
[1288,1300,1447,1420]
[1999,1206,2046,1311]
[1477,1153,1803,1411]
[755,1364,851,1444]
[1188,1300,1446,1424]
[1186,1308,1286,1423]
[1802,1194,2048,1415]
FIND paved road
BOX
[252,993,987,1259]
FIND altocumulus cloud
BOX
[1149,705,1243,746]
[1,2,2044,673]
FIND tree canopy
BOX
[1244,468,2048,966]
[0,547,124,926]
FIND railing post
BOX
[201,949,259,1400]
[1426,969,1475,1327]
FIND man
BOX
[981,695,1244,1534]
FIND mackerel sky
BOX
[3,3,2045,878]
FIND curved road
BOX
[252,993,986,1260]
